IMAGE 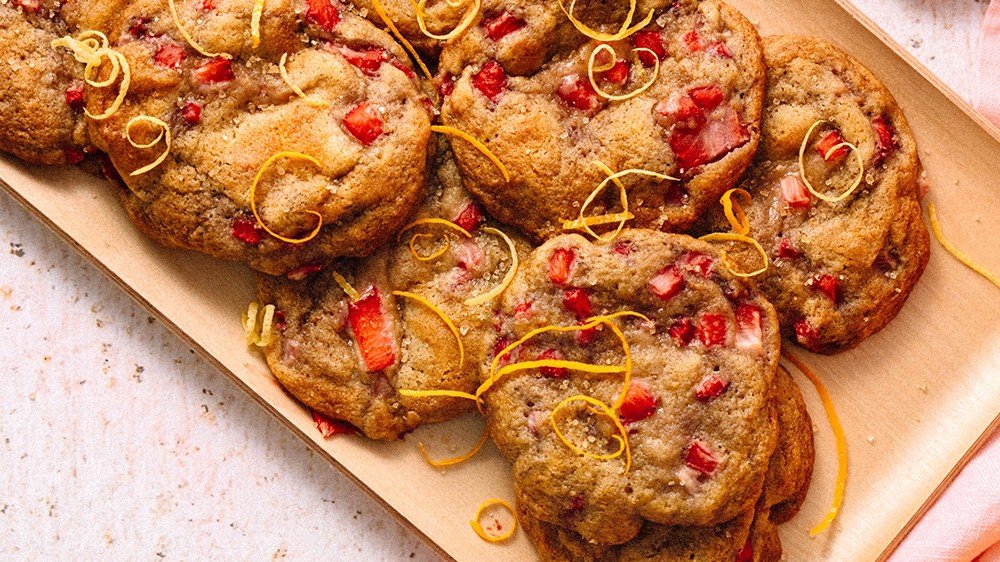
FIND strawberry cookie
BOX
[438,0,765,242]
[484,229,781,545]
[515,365,814,561]
[0,0,89,165]
[81,0,433,275]
[695,36,929,353]
[256,150,532,439]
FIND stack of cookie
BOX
[1,0,930,559]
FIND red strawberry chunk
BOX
[816,129,848,162]
[348,288,397,372]
[472,60,507,102]
[556,75,602,112]
[128,16,152,38]
[306,0,341,31]
[705,41,732,58]
[735,540,753,562]
[669,105,750,169]
[192,58,234,83]
[871,116,897,165]
[682,29,702,52]
[538,348,567,378]
[775,237,801,260]
[632,30,665,67]
[333,44,387,75]
[678,252,714,277]
[483,11,525,41]
[272,310,287,332]
[873,249,899,274]
[734,303,763,354]
[649,266,685,301]
[618,382,656,423]
[453,201,483,232]
[779,174,811,208]
[697,313,727,347]
[181,101,202,124]
[603,60,630,86]
[231,215,264,244]
[513,301,534,317]
[65,82,85,110]
[794,317,819,349]
[390,59,416,80]
[812,273,841,305]
[63,148,86,165]
[613,240,635,256]
[688,85,724,111]
[343,102,384,146]
[656,93,705,130]
[286,262,324,280]
[562,288,592,319]
[575,325,597,345]
[668,317,695,346]
[547,248,575,285]
[312,410,357,437]
[437,73,455,97]
[455,238,485,272]
[154,42,187,69]
[695,374,728,401]
[201,0,216,9]
[685,439,718,475]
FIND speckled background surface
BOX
[0,1,987,559]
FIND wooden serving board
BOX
[3,0,999,560]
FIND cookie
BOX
[80,0,433,275]
[694,35,929,353]
[348,0,469,57]
[438,0,765,242]
[257,150,531,439]
[485,229,780,545]
[516,365,815,561]
[0,0,88,165]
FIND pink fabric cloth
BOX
[889,3,1000,560]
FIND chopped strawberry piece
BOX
[705,41,732,58]
[655,93,705,130]
[437,73,455,97]
[272,310,287,331]
[538,348,567,378]
[286,262,324,280]
[348,288,397,372]
[547,248,575,285]
[231,215,264,244]
[649,266,685,301]
[492,337,512,364]
[482,11,525,41]
[685,439,718,475]
[65,82,85,110]
[181,101,202,124]
[562,288,592,319]
[688,85,724,111]
[695,374,728,401]
[775,237,801,260]
[734,303,763,354]
[735,540,753,562]
[63,148,86,165]
[390,59,416,80]
[312,410,357,437]
[472,60,507,102]
[779,174,811,208]
[332,45,387,75]
[201,0,216,9]
[816,129,848,162]
[154,42,187,68]
[128,16,152,38]
[306,0,340,31]
[669,105,750,169]
[697,313,727,347]
[618,382,657,423]
[663,181,688,206]
[871,116,897,165]
[812,273,841,305]
[455,238,485,272]
[678,252,713,277]
[873,249,899,273]
[603,60,630,85]
[453,201,483,232]
[12,0,41,14]
[668,317,695,346]
[682,29,702,52]
[793,317,819,349]
[513,301,533,317]
[556,75,602,112]
[575,325,597,345]
[632,30,665,67]
[343,102,384,146]
[613,240,635,256]
[192,58,234,83]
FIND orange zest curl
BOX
[369,0,434,81]
[331,270,360,301]
[587,45,660,101]
[698,232,768,278]
[412,0,480,41]
[251,0,265,48]
[432,126,510,182]
[798,121,864,203]
[464,227,519,306]
[471,499,518,542]
[168,0,231,59]
[250,151,324,244]
[125,116,172,176]
[397,218,470,262]
[782,349,847,537]
[928,203,1000,290]
[570,164,677,243]
[392,290,465,370]
[550,394,632,473]
[559,0,653,41]
[52,32,131,120]
[721,188,752,235]
[416,424,489,467]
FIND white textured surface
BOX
[0,2,987,560]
